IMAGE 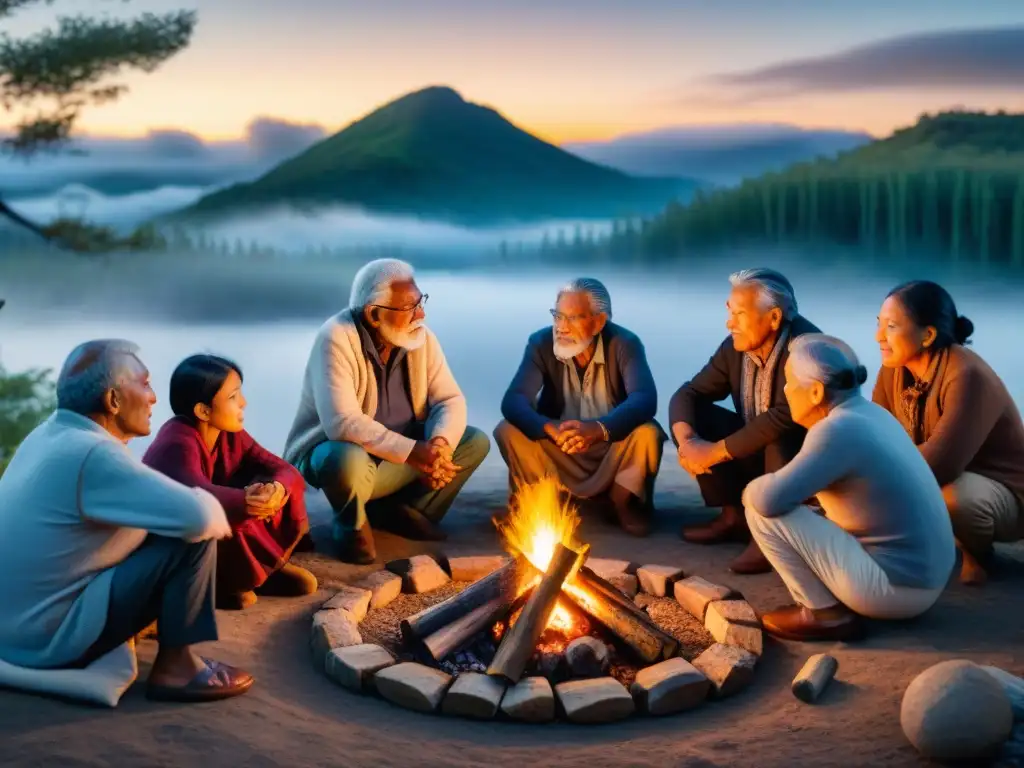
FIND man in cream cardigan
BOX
[284,259,490,563]
[0,339,252,705]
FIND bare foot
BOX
[148,647,210,687]
[959,555,989,586]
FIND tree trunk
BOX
[0,196,51,241]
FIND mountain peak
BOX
[395,85,466,108]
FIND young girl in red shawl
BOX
[143,354,316,609]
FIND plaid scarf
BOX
[740,325,790,424]
[893,348,947,444]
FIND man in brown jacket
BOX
[669,268,820,573]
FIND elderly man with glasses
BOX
[283,258,489,564]
[494,277,666,536]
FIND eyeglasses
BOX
[549,308,591,325]
[372,293,428,314]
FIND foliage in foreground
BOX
[0,364,56,476]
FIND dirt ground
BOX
[1,461,1022,768]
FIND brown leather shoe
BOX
[761,604,865,642]
[257,563,319,597]
[729,540,773,574]
[335,524,376,565]
[217,590,258,611]
[680,505,747,544]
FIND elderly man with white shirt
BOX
[744,334,955,642]
[0,339,251,705]
[284,259,490,564]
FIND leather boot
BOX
[335,523,376,565]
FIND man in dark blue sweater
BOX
[494,278,666,536]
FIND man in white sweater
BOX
[283,259,490,563]
[0,340,253,703]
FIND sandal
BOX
[146,657,254,703]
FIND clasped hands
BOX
[676,436,729,477]
[543,419,606,455]
[244,480,289,519]
[407,437,462,490]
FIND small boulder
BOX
[375,662,453,713]
[360,570,403,609]
[631,657,710,715]
[310,609,362,670]
[608,573,639,599]
[565,636,610,678]
[325,644,395,692]
[636,564,685,597]
[501,677,555,722]
[322,584,373,622]
[901,659,1014,763]
[674,576,733,620]
[585,558,637,580]
[441,672,507,719]
[447,555,509,582]
[387,554,451,593]
[555,677,635,723]
[691,643,757,699]
[704,599,763,656]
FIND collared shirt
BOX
[559,333,612,422]
[356,316,417,438]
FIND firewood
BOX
[791,654,838,703]
[420,596,507,662]
[400,557,522,645]
[488,543,585,683]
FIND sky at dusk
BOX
[4,0,1024,144]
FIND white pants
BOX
[746,505,944,618]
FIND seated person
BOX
[143,354,317,610]
[669,268,820,573]
[494,277,665,537]
[872,280,1024,586]
[0,340,251,703]
[283,258,490,564]
[745,334,955,641]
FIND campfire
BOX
[399,477,679,684]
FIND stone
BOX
[310,609,362,670]
[360,570,403,609]
[704,599,763,656]
[691,643,757,699]
[324,644,395,692]
[608,573,639,598]
[555,677,635,723]
[636,564,685,597]
[585,557,637,580]
[982,665,1024,719]
[441,672,507,719]
[501,677,555,722]
[447,555,509,582]
[322,584,373,622]
[631,657,711,715]
[901,660,1014,763]
[565,636,610,678]
[392,554,451,594]
[674,576,733,620]
[375,662,453,713]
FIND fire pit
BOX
[309,478,764,723]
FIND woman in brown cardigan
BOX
[873,280,1024,585]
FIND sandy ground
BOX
[1,460,1022,768]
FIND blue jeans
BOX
[301,426,490,533]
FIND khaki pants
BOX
[746,505,945,618]
[943,472,1024,558]
[493,420,664,502]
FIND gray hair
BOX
[56,339,144,416]
[349,258,416,310]
[788,333,868,404]
[558,277,612,319]
[729,267,798,321]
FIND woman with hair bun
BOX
[743,334,955,641]
[873,280,1024,586]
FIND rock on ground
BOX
[585,558,636,580]
[374,662,453,713]
[636,564,685,597]
[630,657,710,715]
[441,672,507,719]
[704,599,763,656]
[325,644,395,692]
[447,555,509,582]
[322,584,373,623]
[564,636,610,678]
[608,573,639,598]
[310,609,362,670]
[500,677,555,723]
[901,659,1014,763]
[691,643,757,699]
[673,576,733,621]
[556,677,635,723]
[387,554,452,594]
[359,570,403,609]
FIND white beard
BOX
[552,328,593,361]
[380,322,427,351]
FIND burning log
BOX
[566,568,679,663]
[420,596,507,662]
[488,543,586,683]
[401,557,523,646]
